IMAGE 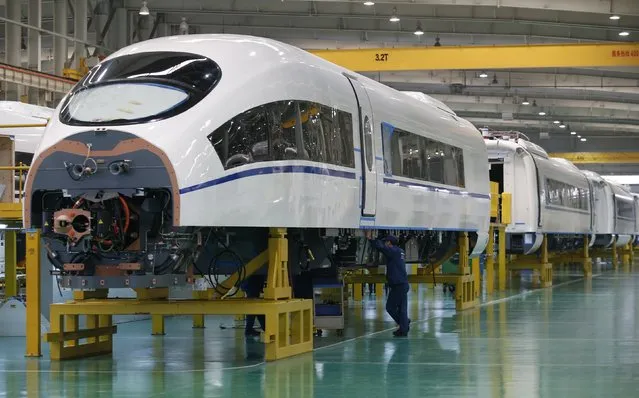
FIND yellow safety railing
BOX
[0,164,30,221]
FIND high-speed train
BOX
[23,34,491,289]
[485,131,638,255]
[19,35,638,289]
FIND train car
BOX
[0,101,52,164]
[485,131,591,254]
[582,170,615,247]
[23,34,490,289]
[608,182,636,247]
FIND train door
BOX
[345,74,377,217]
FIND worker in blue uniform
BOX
[366,231,410,337]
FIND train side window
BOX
[425,139,444,184]
[337,110,355,168]
[399,131,422,179]
[442,145,465,187]
[381,123,394,174]
[209,100,355,170]
[271,101,302,161]
[363,116,373,171]
[300,102,326,163]
[209,105,269,169]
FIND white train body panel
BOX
[29,35,490,253]
[486,139,538,234]
[0,101,51,156]
[540,157,591,235]
[610,183,635,246]
[583,170,615,247]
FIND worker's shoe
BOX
[393,330,408,337]
[245,329,261,337]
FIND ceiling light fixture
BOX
[578,135,582,138]
[479,71,488,78]
[570,131,577,135]
[522,97,530,105]
[414,22,424,36]
[619,31,630,36]
[492,74,498,84]
[363,1,375,5]
[553,120,560,124]
[139,1,149,15]
[538,111,546,116]
[581,137,587,142]
[559,122,566,128]
[389,7,400,22]
[532,99,537,107]
[609,15,621,20]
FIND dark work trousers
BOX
[386,283,410,333]
[243,274,266,331]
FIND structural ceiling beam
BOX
[309,43,639,71]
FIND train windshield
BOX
[59,51,221,126]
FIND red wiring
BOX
[118,195,130,233]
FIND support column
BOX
[612,236,618,269]
[25,230,42,357]
[498,226,506,291]
[485,226,495,295]
[583,235,592,278]
[472,257,480,298]
[53,0,68,76]
[4,231,17,297]
[5,0,21,101]
[108,7,128,49]
[27,0,42,104]
[264,228,292,300]
[74,0,88,69]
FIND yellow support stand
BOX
[471,257,480,298]
[485,226,495,295]
[507,234,553,288]
[621,242,632,268]
[454,233,478,311]
[345,233,478,311]
[25,230,41,357]
[498,226,507,291]
[411,264,419,292]
[42,226,314,362]
[612,237,618,269]
[375,283,384,299]
[264,228,292,300]
[549,235,592,278]
[4,229,17,297]
[152,315,165,335]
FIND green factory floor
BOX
[2,263,639,397]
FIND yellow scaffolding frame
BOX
[26,228,314,361]
[344,232,478,311]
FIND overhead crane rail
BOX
[309,42,639,72]
[0,62,76,94]
[549,152,639,164]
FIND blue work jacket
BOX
[370,239,408,285]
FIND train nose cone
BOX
[25,130,180,228]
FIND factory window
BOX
[59,52,222,126]
[383,125,465,188]
[208,100,354,170]
[545,178,589,211]
[615,197,635,220]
